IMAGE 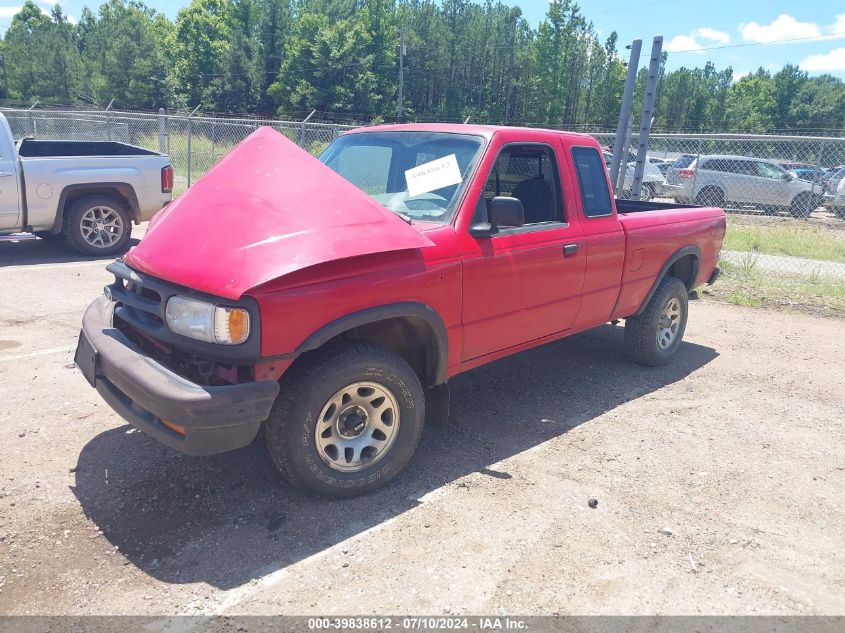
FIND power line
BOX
[669,33,845,54]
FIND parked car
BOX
[0,113,173,255]
[823,165,845,195]
[665,154,821,217]
[76,124,725,498]
[828,176,845,219]
[602,151,667,201]
[654,161,673,176]
[778,162,829,186]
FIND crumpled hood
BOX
[125,127,434,300]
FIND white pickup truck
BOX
[0,113,173,255]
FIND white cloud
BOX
[665,34,704,53]
[741,14,821,43]
[664,28,730,54]
[801,47,845,72]
[0,7,24,18]
[697,28,731,45]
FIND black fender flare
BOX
[295,302,449,386]
[633,245,701,316]
[52,182,141,232]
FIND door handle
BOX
[563,243,579,257]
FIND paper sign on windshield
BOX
[404,154,463,197]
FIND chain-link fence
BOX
[3,106,844,280]
[1,107,352,195]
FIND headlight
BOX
[165,296,250,345]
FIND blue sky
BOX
[2,0,844,78]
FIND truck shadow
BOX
[71,324,717,590]
[0,234,141,267]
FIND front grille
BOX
[105,260,262,383]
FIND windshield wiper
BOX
[395,211,413,224]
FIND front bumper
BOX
[76,297,280,456]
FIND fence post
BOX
[299,110,316,148]
[105,98,114,142]
[691,137,702,202]
[186,104,201,188]
[27,101,39,137]
[158,108,167,154]
[807,139,826,220]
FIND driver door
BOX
[459,142,586,361]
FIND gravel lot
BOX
[0,227,843,616]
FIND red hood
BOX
[125,127,434,300]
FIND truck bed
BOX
[17,139,161,158]
[615,198,699,214]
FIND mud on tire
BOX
[263,340,425,498]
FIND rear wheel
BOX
[624,277,689,367]
[62,194,132,256]
[640,183,655,202]
[264,340,425,498]
[695,187,725,208]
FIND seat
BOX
[511,177,554,224]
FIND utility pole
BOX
[397,29,406,122]
[609,40,641,196]
[631,36,663,200]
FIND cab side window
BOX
[572,147,613,218]
[481,145,564,225]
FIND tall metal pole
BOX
[616,114,634,195]
[397,29,406,122]
[609,39,641,196]
[631,36,663,200]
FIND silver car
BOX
[665,154,821,217]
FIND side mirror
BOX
[783,172,796,181]
[469,196,525,238]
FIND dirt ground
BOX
[0,229,843,617]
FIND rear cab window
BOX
[571,147,614,218]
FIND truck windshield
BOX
[319,131,484,223]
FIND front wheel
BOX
[624,277,689,366]
[790,192,813,219]
[264,341,425,498]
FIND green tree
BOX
[268,11,381,117]
[724,70,777,131]
[172,0,230,109]
[3,1,81,103]
[80,0,174,109]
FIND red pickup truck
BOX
[75,124,725,497]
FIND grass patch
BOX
[724,216,845,263]
[705,256,845,318]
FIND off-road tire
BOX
[624,276,689,367]
[264,340,425,498]
[62,194,132,256]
